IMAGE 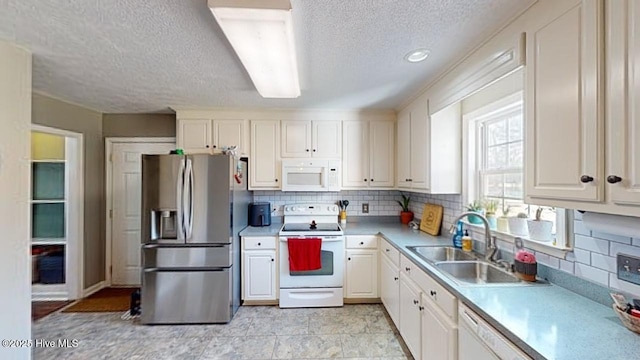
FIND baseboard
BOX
[82,281,106,298]
[242,300,279,306]
[32,292,68,301]
[344,298,382,304]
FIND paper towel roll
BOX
[582,212,640,238]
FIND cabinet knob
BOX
[364,179,368,182]
[257,242,261,246]
[419,306,424,311]
[607,175,622,184]
[385,249,390,252]
[405,267,411,272]
[348,257,351,261]
[394,277,399,281]
[306,149,310,152]
[413,299,419,305]
[580,175,594,183]
[271,258,274,262]
[313,149,316,152]
[205,145,210,148]
[213,145,217,149]
[430,290,436,296]
[371,179,374,182]
[275,179,278,182]
[359,241,364,245]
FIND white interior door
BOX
[110,141,175,285]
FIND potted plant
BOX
[466,200,484,224]
[508,212,529,237]
[496,205,511,232]
[527,207,553,242]
[396,193,414,224]
[483,199,499,230]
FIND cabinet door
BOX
[525,0,603,202]
[421,294,457,360]
[410,97,428,190]
[396,109,412,189]
[312,121,341,158]
[345,249,378,298]
[380,254,400,328]
[281,120,311,158]
[369,121,395,187]
[213,120,248,156]
[178,119,212,154]
[399,273,422,359]
[250,120,280,189]
[342,121,369,188]
[607,0,640,206]
[243,250,276,300]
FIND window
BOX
[464,91,571,252]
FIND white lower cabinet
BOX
[399,273,422,359]
[380,252,400,327]
[421,293,458,360]
[345,249,378,298]
[242,237,277,302]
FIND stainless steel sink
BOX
[435,261,522,285]
[407,246,477,263]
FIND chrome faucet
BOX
[449,211,497,263]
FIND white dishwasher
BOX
[458,302,532,360]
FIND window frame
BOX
[462,91,573,256]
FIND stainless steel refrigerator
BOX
[140,154,250,324]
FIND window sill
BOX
[461,221,572,259]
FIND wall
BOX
[0,40,32,360]
[32,92,105,288]
[103,113,176,138]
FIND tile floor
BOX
[32,304,413,359]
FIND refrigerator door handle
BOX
[184,158,194,240]
[176,158,186,240]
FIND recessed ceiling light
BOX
[404,48,430,63]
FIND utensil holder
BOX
[514,259,537,282]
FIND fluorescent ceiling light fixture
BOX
[208,0,301,98]
[404,48,431,63]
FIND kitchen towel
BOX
[287,237,322,271]
[582,212,640,238]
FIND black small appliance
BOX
[249,202,271,227]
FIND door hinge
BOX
[109,209,113,218]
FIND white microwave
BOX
[281,159,341,192]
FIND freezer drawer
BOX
[143,245,232,268]
[141,268,233,324]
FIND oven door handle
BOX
[279,237,343,242]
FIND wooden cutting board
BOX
[420,203,444,235]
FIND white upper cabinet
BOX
[525,0,604,203]
[177,118,249,156]
[213,120,249,156]
[281,120,341,158]
[397,94,461,194]
[250,120,281,189]
[177,119,212,154]
[342,120,395,189]
[607,0,640,208]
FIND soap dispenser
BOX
[461,230,473,252]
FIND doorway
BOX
[105,138,175,286]
[31,125,83,301]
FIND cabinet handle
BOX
[371,179,374,182]
[271,258,274,262]
[275,179,278,182]
[385,249,390,252]
[364,179,368,182]
[405,267,411,272]
[607,175,622,184]
[348,257,351,261]
[306,149,310,152]
[213,145,217,149]
[419,306,424,311]
[359,241,364,245]
[257,242,261,246]
[205,145,210,148]
[313,149,316,152]
[580,175,594,183]
[430,290,436,296]
[405,178,409,182]
[393,277,399,281]
[413,299,419,305]
[408,179,413,182]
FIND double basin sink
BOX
[407,246,525,285]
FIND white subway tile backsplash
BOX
[610,242,640,258]
[574,234,609,254]
[634,238,640,247]
[592,232,632,245]
[560,260,574,274]
[572,248,591,265]
[573,220,591,236]
[590,253,617,273]
[575,263,609,287]
[609,274,640,298]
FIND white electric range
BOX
[278,204,344,308]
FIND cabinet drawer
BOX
[347,235,378,249]
[413,267,457,321]
[243,237,277,250]
[380,238,400,266]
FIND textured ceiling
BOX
[0,0,534,113]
